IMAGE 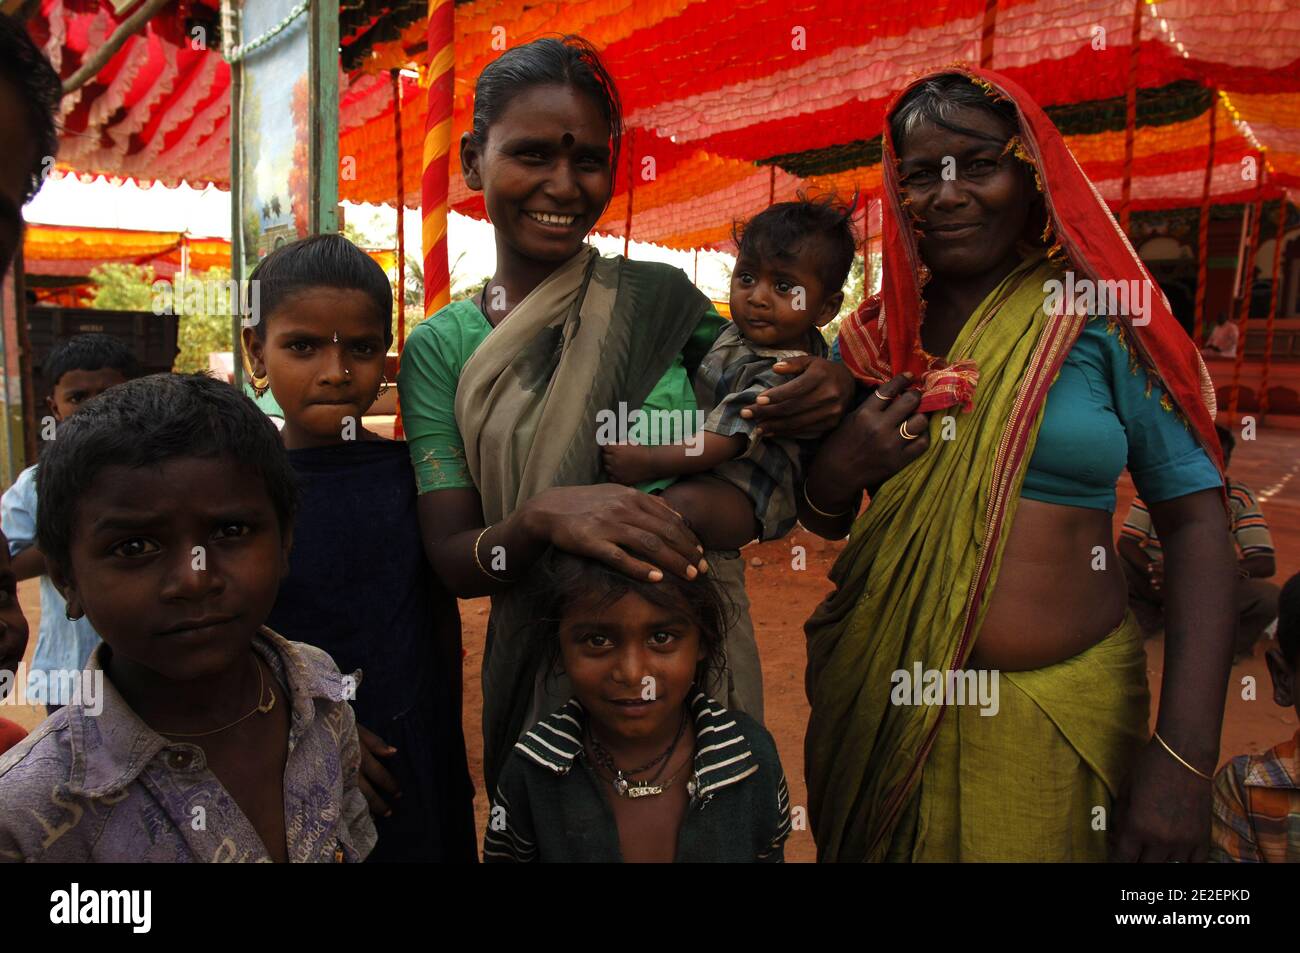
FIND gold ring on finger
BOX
[899,420,922,441]
[871,388,894,405]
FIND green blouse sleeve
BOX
[397,298,721,496]
[680,305,727,379]
[396,305,482,494]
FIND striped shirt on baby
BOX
[693,323,829,541]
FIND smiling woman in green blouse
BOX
[397,36,855,795]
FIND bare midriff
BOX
[967,497,1128,672]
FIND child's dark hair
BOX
[246,234,393,343]
[0,14,60,205]
[468,35,623,209]
[733,194,858,297]
[528,549,730,689]
[36,373,297,572]
[44,333,141,392]
[1279,573,1300,670]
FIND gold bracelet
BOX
[803,479,850,519]
[1153,730,1214,781]
[473,526,511,583]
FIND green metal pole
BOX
[310,0,339,234]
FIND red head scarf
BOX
[837,65,1222,467]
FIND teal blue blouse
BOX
[1023,317,1221,512]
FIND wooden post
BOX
[623,129,635,258]
[393,70,406,348]
[1119,0,1143,235]
[863,195,873,293]
[1192,96,1217,345]
[1228,169,1265,416]
[979,0,998,68]
[393,69,405,438]
[310,0,340,234]
[13,245,35,468]
[421,0,454,317]
[1259,197,1289,417]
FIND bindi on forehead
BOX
[561,132,574,147]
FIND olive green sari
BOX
[804,254,1149,862]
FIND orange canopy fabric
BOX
[24,223,400,286]
[28,0,1300,251]
[23,223,230,277]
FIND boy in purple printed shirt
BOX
[0,374,375,862]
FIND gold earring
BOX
[376,376,390,399]
[240,346,270,397]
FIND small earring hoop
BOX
[240,344,269,397]
[376,376,390,399]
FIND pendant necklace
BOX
[588,709,690,799]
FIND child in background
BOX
[1211,572,1300,862]
[0,528,31,755]
[242,234,476,862]
[484,550,791,863]
[0,373,374,862]
[1,334,139,712]
[602,196,855,541]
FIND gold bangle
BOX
[803,479,850,519]
[1152,730,1214,781]
[473,526,511,583]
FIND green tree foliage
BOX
[89,263,236,373]
[173,266,238,374]
[818,252,881,347]
[87,263,155,311]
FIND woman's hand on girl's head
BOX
[742,355,855,439]
[523,484,707,583]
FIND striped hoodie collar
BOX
[513,689,759,800]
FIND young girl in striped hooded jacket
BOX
[484,550,791,862]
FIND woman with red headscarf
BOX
[798,68,1235,862]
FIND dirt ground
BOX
[4,427,1298,864]
[461,424,1300,863]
